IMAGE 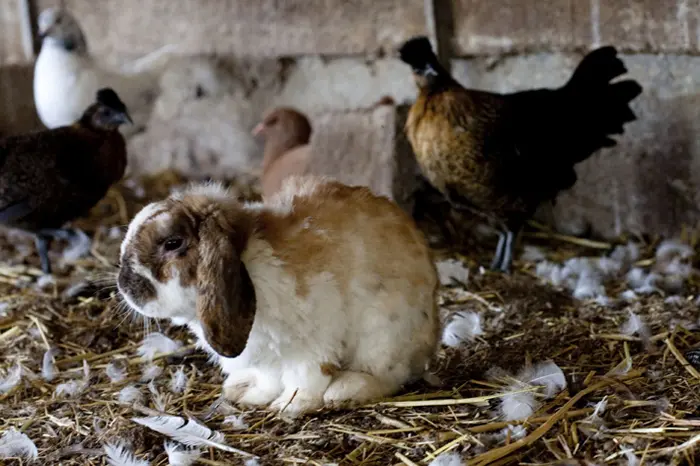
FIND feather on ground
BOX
[427,452,463,466]
[42,348,57,381]
[0,364,22,394]
[118,385,144,405]
[496,361,567,421]
[132,415,255,457]
[0,428,39,460]
[222,415,249,431]
[106,360,127,383]
[170,367,187,394]
[436,258,470,286]
[138,333,182,360]
[54,359,90,398]
[441,311,483,347]
[104,441,150,466]
[164,441,202,466]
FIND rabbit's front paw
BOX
[323,371,394,407]
[270,390,324,418]
[223,369,282,407]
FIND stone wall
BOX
[2,0,700,239]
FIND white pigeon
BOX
[33,7,177,137]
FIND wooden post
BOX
[423,0,454,72]
[17,0,36,60]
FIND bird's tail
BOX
[561,46,643,161]
[122,43,178,76]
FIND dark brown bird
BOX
[252,107,312,199]
[399,36,642,272]
[0,88,131,274]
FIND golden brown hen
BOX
[0,88,131,274]
[399,36,642,272]
[252,107,312,199]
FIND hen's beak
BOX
[115,111,133,125]
[251,122,265,137]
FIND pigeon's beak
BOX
[38,24,54,41]
[251,122,265,137]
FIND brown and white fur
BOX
[117,175,439,417]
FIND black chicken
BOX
[0,88,131,274]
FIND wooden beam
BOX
[17,0,36,60]
[423,0,455,72]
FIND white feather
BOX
[620,290,638,302]
[164,442,201,466]
[500,424,527,441]
[427,452,463,466]
[132,415,256,457]
[441,311,483,348]
[109,226,125,240]
[520,245,546,263]
[138,333,183,360]
[0,364,22,394]
[664,295,684,305]
[596,256,623,277]
[83,359,90,378]
[42,348,57,381]
[592,397,608,417]
[148,382,168,412]
[655,239,693,264]
[621,447,640,466]
[594,295,613,307]
[535,261,564,287]
[141,364,163,382]
[222,415,249,431]
[170,367,188,394]
[106,361,128,383]
[54,380,84,398]
[609,242,640,267]
[119,385,144,405]
[61,229,92,263]
[499,390,538,421]
[54,359,90,397]
[498,361,567,421]
[572,269,605,300]
[0,428,38,460]
[626,268,647,288]
[436,259,469,286]
[518,361,567,398]
[244,460,261,466]
[104,441,150,466]
[621,311,651,347]
[585,397,608,426]
[637,273,663,295]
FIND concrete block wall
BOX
[2,0,700,239]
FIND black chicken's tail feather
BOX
[565,46,627,91]
[558,46,643,164]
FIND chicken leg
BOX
[34,228,83,274]
[489,229,515,273]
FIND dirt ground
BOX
[0,173,698,466]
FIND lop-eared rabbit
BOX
[117,175,439,416]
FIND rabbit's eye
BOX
[163,237,184,252]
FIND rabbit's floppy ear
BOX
[196,212,256,358]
